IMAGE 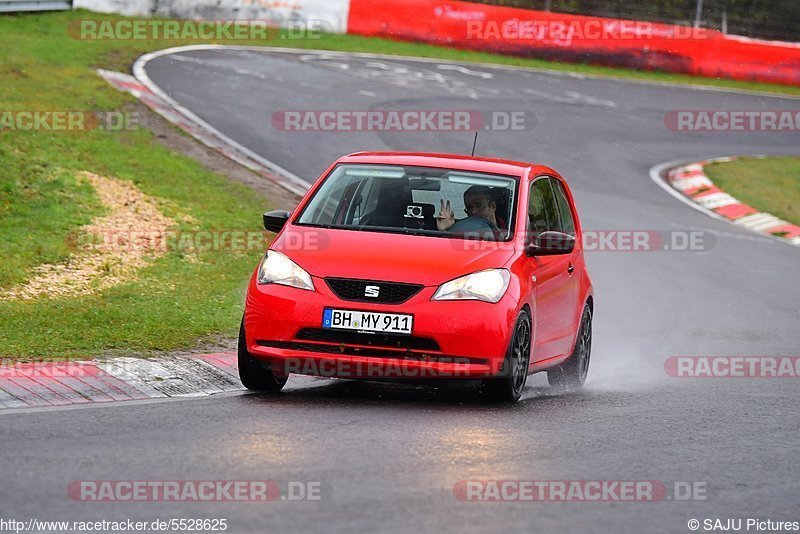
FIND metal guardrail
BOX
[0,0,71,12]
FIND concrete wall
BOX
[73,0,150,16]
[73,0,350,32]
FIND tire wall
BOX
[347,0,800,86]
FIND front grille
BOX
[325,278,423,304]
[296,328,440,351]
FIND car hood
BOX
[271,226,517,287]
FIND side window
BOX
[551,179,576,236]
[529,178,562,235]
[527,180,548,236]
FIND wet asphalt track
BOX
[2,48,799,533]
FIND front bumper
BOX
[244,274,520,379]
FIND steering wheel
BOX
[449,216,495,234]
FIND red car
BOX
[240,152,593,401]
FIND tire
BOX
[547,305,592,391]
[238,319,288,393]
[483,310,532,402]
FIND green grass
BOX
[0,159,104,288]
[0,12,277,359]
[704,157,800,225]
[1,9,798,359]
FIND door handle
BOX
[568,263,575,275]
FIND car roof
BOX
[338,152,555,179]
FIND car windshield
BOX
[296,164,517,241]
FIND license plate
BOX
[323,308,413,335]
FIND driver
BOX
[437,185,501,232]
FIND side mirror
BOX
[527,231,575,256]
[263,210,290,233]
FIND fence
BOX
[465,0,799,42]
[0,0,71,11]
[347,0,800,86]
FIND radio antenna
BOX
[470,132,479,157]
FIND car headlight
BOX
[257,251,315,291]
[431,269,510,303]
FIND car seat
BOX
[365,177,413,228]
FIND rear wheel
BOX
[238,319,288,393]
[548,305,592,390]
[483,310,532,402]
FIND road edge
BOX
[0,353,243,410]
[132,44,800,101]
[650,157,800,247]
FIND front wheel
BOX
[238,319,288,393]
[548,304,592,391]
[482,310,532,402]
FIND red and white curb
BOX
[655,157,800,247]
[0,353,242,409]
[97,68,309,197]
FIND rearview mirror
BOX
[527,231,575,256]
[408,177,441,191]
[263,210,290,233]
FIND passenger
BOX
[437,185,505,232]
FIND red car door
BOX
[528,177,578,361]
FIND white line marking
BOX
[437,64,494,79]
[133,48,311,197]
[364,61,392,70]
[0,390,246,416]
[524,87,577,104]
[649,157,799,249]
[694,192,738,209]
[0,389,27,408]
[233,67,273,81]
[671,176,712,191]
[564,90,617,107]
[524,87,616,108]
[98,358,168,398]
[735,213,787,231]
[97,356,244,398]
[133,44,800,100]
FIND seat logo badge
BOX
[364,285,380,298]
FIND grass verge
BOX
[704,156,800,225]
[0,12,279,359]
[1,9,797,359]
